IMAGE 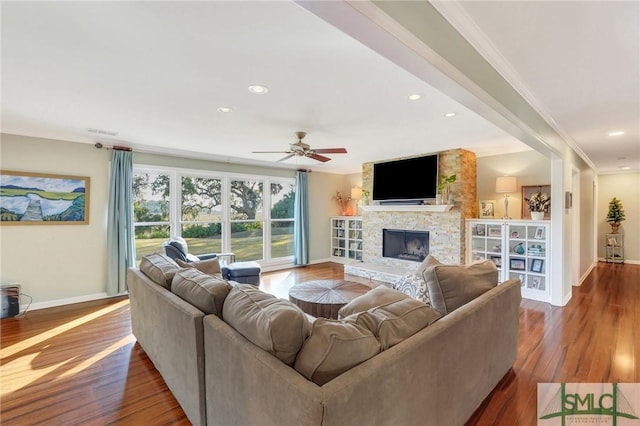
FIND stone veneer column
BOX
[361,149,477,264]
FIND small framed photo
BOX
[511,231,519,238]
[479,200,496,219]
[533,227,545,239]
[488,226,501,237]
[530,276,542,289]
[531,259,544,273]
[509,258,525,271]
[475,224,486,236]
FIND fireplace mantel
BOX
[361,204,454,213]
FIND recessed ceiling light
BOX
[444,112,457,118]
[608,131,624,137]
[248,85,268,94]
[217,107,233,113]
[408,94,421,101]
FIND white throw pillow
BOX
[393,273,430,304]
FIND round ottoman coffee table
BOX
[288,279,372,319]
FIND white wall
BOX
[597,173,640,263]
[1,134,111,308]
[1,133,352,308]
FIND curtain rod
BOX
[94,142,132,151]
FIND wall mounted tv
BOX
[372,154,439,201]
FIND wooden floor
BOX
[1,262,638,425]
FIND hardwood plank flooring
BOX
[1,262,638,425]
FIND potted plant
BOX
[437,174,456,204]
[524,189,550,220]
[606,197,626,233]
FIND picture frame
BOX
[521,185,551,219]
[531,258,544,273]
[509,258,525,271]
[0,170,90,225]
[475,224,485,236]
[488,226,501,237]
[479,200,496,219]
[530,276,542,290]
[511,231,519,238]
[534,226,545,239]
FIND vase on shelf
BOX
[531,211,544,220]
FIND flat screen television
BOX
[372,154,439,201]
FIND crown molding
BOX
[429,1,598,172]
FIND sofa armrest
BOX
[127,268,207,426]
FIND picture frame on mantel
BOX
[521,185,551,220]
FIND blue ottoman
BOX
[222,261,261,285]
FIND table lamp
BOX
[351,186,362,215]
[495,176,517,219]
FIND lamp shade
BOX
[495,176,517,194]
[351,186,362,200]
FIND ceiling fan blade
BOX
[276,153,296,162]
[308,153,331,163]
[313,148,347,154]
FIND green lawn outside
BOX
[135,234,293,263]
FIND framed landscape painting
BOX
[0,170,90,225]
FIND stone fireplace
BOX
[382,229,429,262]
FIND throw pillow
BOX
[222,284,311,366]
[175,257,221,275]
[171,268,231,317]
[338,285,405,318]
[350,298,442,350]
[415,254,442,276]
[293,317,380,386]
[392,273,430,304]
[421,260,498,315]
[139,253,180,289]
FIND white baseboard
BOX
[25,292,112,312]
[573,262,597,287]
[597,257,639,265]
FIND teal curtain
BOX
[107,149,136,295]
[294,170,309,265]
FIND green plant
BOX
[437,174,457,191]
[606,197,626,224]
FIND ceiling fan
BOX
[252,132,347,163]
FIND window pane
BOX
[133,172,170,222]
[181,223,222,255]
[134,224,170,263]
[271,221,294,258]
[181,177,222,221]
[230,221,263,261]
[230,180,263,220]
[271,183,295,219]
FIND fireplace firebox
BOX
[382,229,429,262]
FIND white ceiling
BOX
[1,1,638,175]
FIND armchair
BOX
[163,237,234,263]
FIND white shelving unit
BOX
[331,217,363,262]
[605,233,624,263]
[467,219,550,302]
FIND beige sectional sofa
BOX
[128,254,521,426]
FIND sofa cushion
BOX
[171,268,232,317]
[393,273,430,304]
[415,254,442,275]
[222,285,311,366]
[338,285,405,318]
[175,257,221,275]
[350,298,442,350]
[294,318,380,386]
[421,260,499,315]
[139,253,180,289]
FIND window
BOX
[270,182,295,259]
[132,167,295,266]
[133,171,171,263]
[181,176,223,256]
